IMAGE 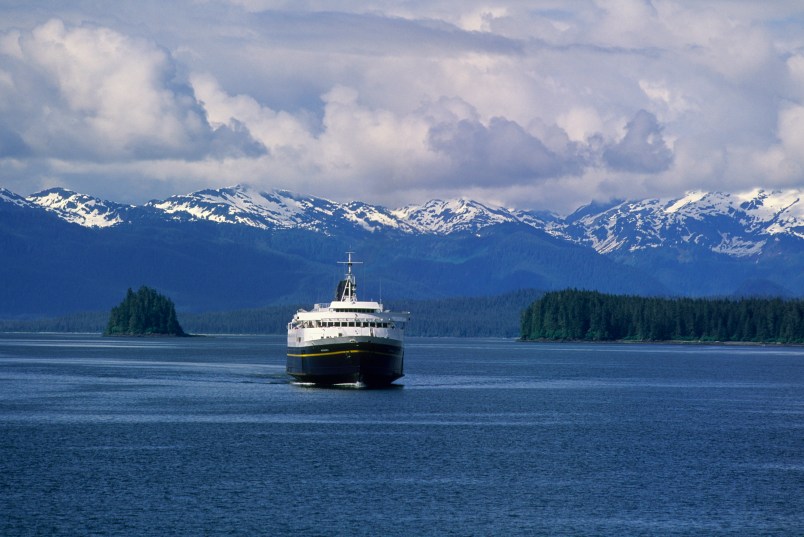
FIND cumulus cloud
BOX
[0,19,262,162]
[603,110,673,173]
[428,115,581,184]
[0,2,801,212]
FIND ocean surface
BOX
[1,334,802,536]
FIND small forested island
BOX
[104,286,186,336]
[521,289,804,344]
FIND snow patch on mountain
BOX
[341,202,410,233]
[149,186,286,229]
[1,188,35,208]
[27,188,126,228]
[712,235,766,256]
[663,191,708,213]
[736,189,803,237]
[391,199,520,234]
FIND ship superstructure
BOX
[286,253,409,386]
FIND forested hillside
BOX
[521,290,804,343]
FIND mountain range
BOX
[2,184,803,317]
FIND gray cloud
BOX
[0,123,31,158]
[428,116,581,186]
[603,110,673,173]
[251,10,524,57]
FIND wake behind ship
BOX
[286,253,410,386]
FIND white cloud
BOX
[4,20,209,159]
[557,107,604,143]
[0,2,801,212]
[0,18,271,167]
[457,6,509,32]
[778,105,804,155]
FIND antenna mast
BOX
[337,252,363,301]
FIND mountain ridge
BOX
[3,183,804,317]
[19,184,804,258]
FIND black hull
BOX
[287,338,403,386]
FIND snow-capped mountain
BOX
[4,183,804,316]
[391,198,525,234]
[16,184,804,258]
[146,185,538,235]
[554,190,804,257]
[23,184,531,236]
[1,187,36,209]
[27,187,132,228]
[145,185,415,233]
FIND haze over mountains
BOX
[2,185,803,317]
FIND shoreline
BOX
[519,337,804,347]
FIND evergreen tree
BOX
[104,286,186,336]
[521,290,804,344]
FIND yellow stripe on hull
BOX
[287,348,399,358]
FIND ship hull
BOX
[286,337,404,386]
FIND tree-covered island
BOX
[104,286,186,336]
[522,289,804,344]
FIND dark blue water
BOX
[1,334,802,536]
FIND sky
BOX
[0,0,802,213]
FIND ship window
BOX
[349,322,355,327]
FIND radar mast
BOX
[336,252,362,302]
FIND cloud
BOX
[428,115,582,185]
[249,9,524,57]
[0,19,262,162]
[603,110,673,173]
[0,123,30,158]
[0,2,801,213]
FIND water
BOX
[1,334,802,536]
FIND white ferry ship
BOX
[286,253,409,386]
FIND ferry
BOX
[286,253,409,386]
